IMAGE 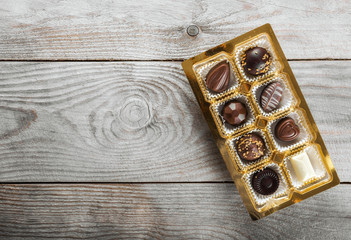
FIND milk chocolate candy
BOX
[221,100,247,126]
[260,82,283,112]
[205,61,230,93]
[275,117,300,142]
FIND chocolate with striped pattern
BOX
[205,61,230,93]
[260,82,284,113]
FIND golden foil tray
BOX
[182,23,339,220]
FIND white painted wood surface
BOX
[0,0,350,239]
[0,184,349,240]
[0,61,349,182]
[0,0,350,60]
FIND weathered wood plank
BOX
[0,0,350,60]
[0,183,349,240]
[0,61,349,182]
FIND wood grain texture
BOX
[0,183,349,240]
[0,0,350,60]
[0,61,349,182]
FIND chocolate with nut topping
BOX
[241,47,272,76]
[236,133,265,161]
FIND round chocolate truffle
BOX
[236,133,265,161]
[251,168,279,195]
[221,100,247,126]
[241,47,272,76]
[206,61,230,93]
[275,117,300,142]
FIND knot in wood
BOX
[119,95,152,130]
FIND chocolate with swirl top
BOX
[252,168,280,195]
[275,117,300,142]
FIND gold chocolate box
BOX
[182,24,339,220]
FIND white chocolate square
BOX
[290,152,316,183]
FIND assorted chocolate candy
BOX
[275,117,300,142]
[236,133,265,161]
[221,100,247,126]
[241,47,272,76]
[182,24,339,220]
[205,61,230,93]
[252,168,279,195]
[260,82,283,112]
[290,151,316,183]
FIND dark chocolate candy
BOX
[205,61,230,93]
[241,47,272,76]
[251,168,279,195]
[260,82,283,112]
[275,117,300,142]
[236,133,265,161]
[221,100,247,126]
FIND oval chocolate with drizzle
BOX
[205,61,230,93]
[260,82,284,113]
[275,117,300,142]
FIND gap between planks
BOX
[0,59,350,62]
[0,182,349,185]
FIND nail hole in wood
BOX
[187,25,199,37]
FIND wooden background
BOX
[0,0,350,239]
